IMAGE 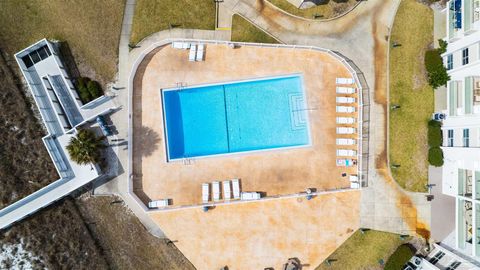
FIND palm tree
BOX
[66,129,104,166]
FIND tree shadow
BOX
[137,126,161,158]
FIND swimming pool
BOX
[161,74,310,160]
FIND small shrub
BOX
[385,244,415,270]
[86,80,102,99]
[428,147,444,167]
[425,49,450,89]
[78,87,92,103]
[438,39,448,54]
[428,120,442,147]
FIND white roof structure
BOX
[0,39,116,229]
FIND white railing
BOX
[127,39,370,212]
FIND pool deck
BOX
[132,44,360,206]
[150,190,361,270]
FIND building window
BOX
[464,129,470,147]
[448,129,454,146]
[462,48,469,65]
[447,54,453,70]
[446,261,461,270]
[429,251,445,264]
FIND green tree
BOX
[425,49,450,89]
[66,129,104,165]
[87,80,102,99]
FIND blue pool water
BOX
[162,75,310,160]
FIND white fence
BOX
[127,39,371,212]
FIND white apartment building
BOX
[439,0,480,262]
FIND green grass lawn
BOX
[316,230,409,270]
[231,15,279,43]
[266,0,357,20]
[389,0,434,192]
[0,0,125,85]
[130,0,216,45]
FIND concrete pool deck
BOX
[150,190,361,270]
[132,44,360,206]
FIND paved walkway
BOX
[221,0,431,235]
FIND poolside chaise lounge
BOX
[336,117,355,124]
[337,149,357,157]
[336,158,356,167]
[336,138,356,145]
[240,192,261,200]
[232,179,240,199]
[336,127,356,134]
[223,180,231,200]
[212,181,221,201]
[336,87,356,94]
[148,199,169,209]
[202,183,210,203]
[349,175,359,182]
[336,77,354,85]
[189,44,196,62]
[336,106,355,113]
[336,97,356,104]
[350,182,360,189]
[196,44,204,61]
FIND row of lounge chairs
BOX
[335,78,357,159]
[171,42,204,61]
[349,175,360,189]
[203,179,241,203]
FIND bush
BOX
[428,147,444,167]
[428,120,442,147]
[385,244,415,270]
[438,39,448,54]
[425,49,450,89]
[86,80,102,99]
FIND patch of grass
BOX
[389,0,434,192]
[0,0,125,85]
[316,230,408,270]
[231,15,279,43]
[266,0,357,20]
[385,244,415,270]
[130,0,216,45]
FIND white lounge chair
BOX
[202,183,210,203]
[212,181,221,201]
[240,192,261,200]
[336,97,356,104]
[336,77,355,85]
[336,87,356,94]
[336,158,355,167]
[350,182,360,189]
[182,42,191,49]
[148,199,169,209]
[336,138,356,145]
[349,175,359,182]
[337,149,357,157]
[336,106,355,113]
[189,45,196,62]
[232,179,240,199]
[336,127,356,134]
[196,44,204,61]
[172,42,183,49]
[223,180,231,200]
[336,117,355,124]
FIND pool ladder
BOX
[183,158,194,165]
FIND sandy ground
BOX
[150,190,360,270]
[132,44,360,206]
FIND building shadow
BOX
[58,41,81,81]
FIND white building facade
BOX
[440,0,480,262]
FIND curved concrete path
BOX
[223,0,431,235]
